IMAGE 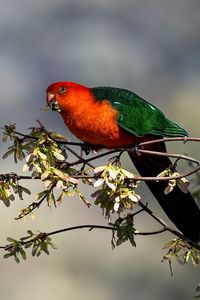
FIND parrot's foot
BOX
[130,143,142,157]
[81,142,91,155]
[81,142,102,155]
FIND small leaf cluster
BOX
[157,169,190,194]
[2,124,28,162]
[92,162,140,218]
[162,238,200,266]
[193,284,200,300]
[162,238,200,298]
[23,134,67,177]
[2,123,68,166]
[111,214,137,248]
[2,123,89,217]
[4,230,57,263]
[0,174,31,206]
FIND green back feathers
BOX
[91,87,188,138]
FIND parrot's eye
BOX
[58,86,67,95]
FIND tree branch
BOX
[0,224,168,251]
[1,126,200,252]
[137,199,200,250]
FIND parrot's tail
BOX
[128,140,200,242]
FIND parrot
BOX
[46,81,200,242]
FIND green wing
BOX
[91,86,188,137]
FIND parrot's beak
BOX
[46,93,61,112]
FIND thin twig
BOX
[64,145,94,168]
[1,130,200,250]
[0,224,168,250]
[139,136,200,147]
[69,149,119,166]
[137,200,200,250]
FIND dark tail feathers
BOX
[129,141,200,242]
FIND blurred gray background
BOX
[0,0,200,299]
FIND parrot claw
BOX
[81,143,91,155]
[130,144,142,157]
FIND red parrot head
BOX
[46,82,70,112]
[46,81,90,113]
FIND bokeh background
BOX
[0,0,200,299]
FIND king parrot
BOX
[46,81,200,242]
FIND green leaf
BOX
[19,247,27,260]
[2,148,15,159]
[52,151,65,161]
[38,151,47,160]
